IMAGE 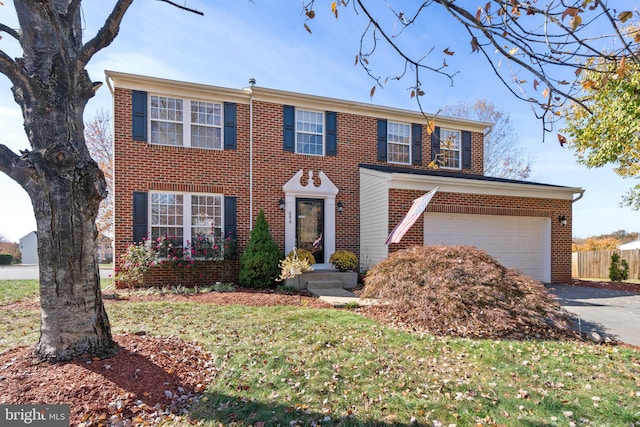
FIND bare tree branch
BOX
[156,0,204,16]
[0,22,20,41]
[76,0,134,71]
[0,50,33,101]
[0,144,34,188]
[307,1,638,123]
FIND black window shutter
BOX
[283,105,295,152]
[431,126,441,164]
[132,91,147,141]
[325,111,337,156]
[462,130,472,169]
[224,196,238,240]
[132,192,148,243]
[223,102,237,150]
[411,123,422,165]
[377,119,387,162]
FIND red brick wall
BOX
[387,189,573,283]
[114,84,573,286]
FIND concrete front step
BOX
[307,280,343,289]
[307,286,377,307]
[284,270,357,290]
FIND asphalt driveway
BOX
[546,284,640,347]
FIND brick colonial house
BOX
[107,70,583,285]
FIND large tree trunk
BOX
[28,136,117,362]
[0,0,121,362]
[22,68,117,363]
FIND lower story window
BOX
[150,192,223,258]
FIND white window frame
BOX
[149,191,224,258]
[295,109,325,156]
[149,95,224,150]
[387,121,411,165]
[440,128,462,170]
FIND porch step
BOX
[307,286,377,307]
[307,280,343,289]
[284,270,358,290]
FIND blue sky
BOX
[0,0,637,242]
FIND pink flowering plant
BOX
[116,228,237,287]
[114,238,159,287]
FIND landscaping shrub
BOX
[239,209,283,289]
[361,245,575,340]
[287,248,316,266]
[329,249,358,271]
[0,254,13,265]
[609,252,629,282]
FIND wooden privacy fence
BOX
[572,249,640,279]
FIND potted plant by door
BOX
[329,250,358,272]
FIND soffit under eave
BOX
[104,70,490,133]
[386,173,583,201]
[105,70,251,105]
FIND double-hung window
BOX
[150,96,183,146]
[150,192,223,258]
[296,109,324,155]
[149,95,223,149]
[387,121,411,164]
[440,129,462,169]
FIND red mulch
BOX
[0,282,635,425]
[0,289,331,426]
[571,279,640,293]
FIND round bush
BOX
[329,250,358,271]
[287,248,316,266]
[361,245,575,340]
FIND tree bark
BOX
[0,0,124,362]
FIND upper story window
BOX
[296,109,324,155]
[191,101,223,149]
[440,129,461,169]
[131,91,236,150]
[387,121,411,164]
[149,95,223,149]
[283,106,337,156]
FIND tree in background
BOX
[0,234,21,263]
[572,237,620,252]
[441,100,532,180]
[572,230,639,252]
[563,55,640,208]
[85,109,114,241]
[0,1,201,362]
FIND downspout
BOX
[248,78,256,230]
[573,189,585,203]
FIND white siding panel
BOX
[424,213,551,282]
[359,169,391,270]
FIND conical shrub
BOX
[239,209,283,289]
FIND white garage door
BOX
[424,213,551,282]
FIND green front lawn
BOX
[1,280,639,426]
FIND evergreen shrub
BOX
[239,209,283,289]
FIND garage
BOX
[424,213,551,282]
